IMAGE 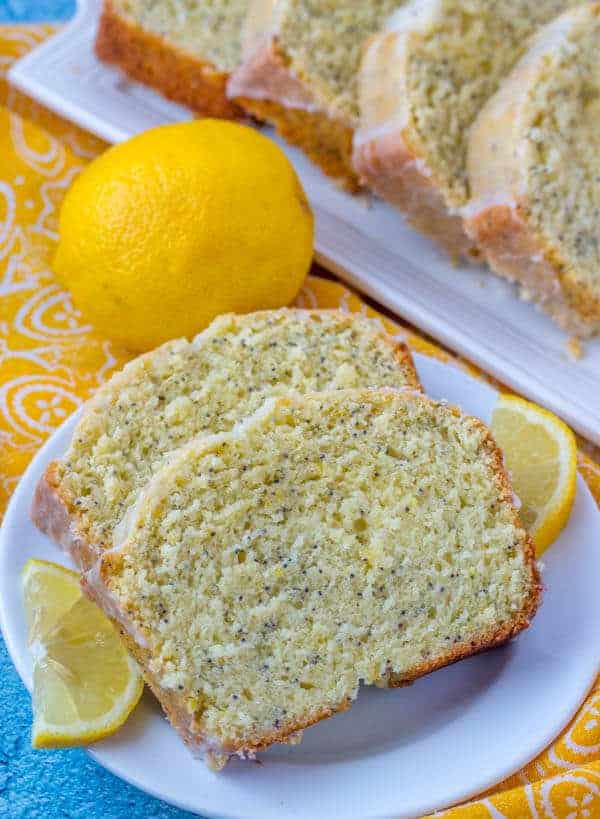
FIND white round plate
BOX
[1,354,599,819]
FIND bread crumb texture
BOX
[277,0,403,124]
[113,0,250,71]
[105,390,537,752]
[59,310,417,547]
[521,8,600,291]
[404,0,584,207]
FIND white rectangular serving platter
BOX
[8,0,600,444]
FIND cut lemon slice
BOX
[491,395,577,556]
[22,558,144,748]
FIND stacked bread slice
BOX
[33,308,540,767]
[227,0,404,191]
[465,3,600,337]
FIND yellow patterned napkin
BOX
[2,26,600,819]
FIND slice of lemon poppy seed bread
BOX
[465,3,600,336]
[31,309,419,570]
[85,389,540,767]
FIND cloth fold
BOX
[1,25,599,819]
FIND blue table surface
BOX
[0,3,200,817]
[0,0,74,22]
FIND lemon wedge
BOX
[22,558,143,748]
[491,395,577,556]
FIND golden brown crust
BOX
[465,203,600,337]
[95,1,244,120]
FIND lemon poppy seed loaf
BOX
[32,309,419,570]
[228,0,405,191]
[95,0,249,118]
[85,389,540,766]
[354,0,584,259]
[465,3,600,336]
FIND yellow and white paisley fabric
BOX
[1,26,600,819]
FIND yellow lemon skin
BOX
[491,395,577,556]
[54,120,314,351]
[22,558,144,749]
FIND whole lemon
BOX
[54,120,314,351]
